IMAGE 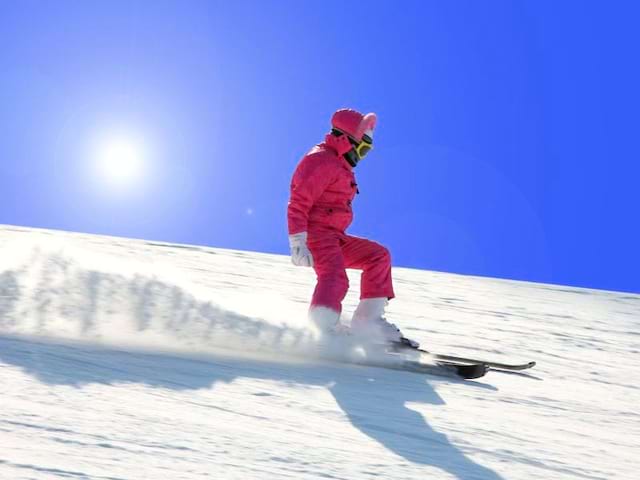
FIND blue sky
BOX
[1,0,638,293]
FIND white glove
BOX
[289,232,314,267]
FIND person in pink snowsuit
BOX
[287,108,417,346]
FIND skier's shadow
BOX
[0,335,504,480]
[329,373,504,479]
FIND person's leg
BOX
[306,231,349,331]
[341,235,394,300]
[341,235,418,346]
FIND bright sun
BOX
[95,136,145,187]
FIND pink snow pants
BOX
[307,230,395,313]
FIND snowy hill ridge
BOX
[1,225,639,480]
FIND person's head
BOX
[330,108,377,167]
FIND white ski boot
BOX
[350,298,419,347]
[308,306,350,336]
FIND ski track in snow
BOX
[0,225,638,480]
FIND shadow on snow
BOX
[0,335,503,480]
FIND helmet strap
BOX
[344,149,360,167]
[331,128,360,167]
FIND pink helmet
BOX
[331,108,377,142]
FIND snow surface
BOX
[1,225,638,480]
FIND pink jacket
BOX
[288,134,358,235]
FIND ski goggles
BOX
[353,133,373,160]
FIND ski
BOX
[393,339,536,371]
[403,359,488,379]
[359,344,489,380]
[315,337,489,380]
[359,355,489,380]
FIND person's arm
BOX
[287,155,336,266]
[287,155,336,235]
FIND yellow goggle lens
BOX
[355,139,373,159]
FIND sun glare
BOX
[95,136,145,187]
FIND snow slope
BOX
[1,225,638,480]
